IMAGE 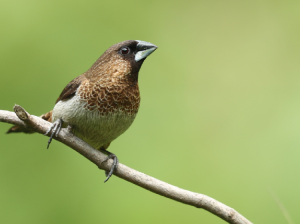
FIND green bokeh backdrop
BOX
[1,1,300,223]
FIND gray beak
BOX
[135,40,158,62]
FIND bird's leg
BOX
[100,149,119,183]
[67,124,74,133]
[44,118,63,149]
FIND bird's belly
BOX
[52,94,137,149]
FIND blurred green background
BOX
[1,0,300,223]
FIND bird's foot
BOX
[101,151,119,183]
[44,118,63,149]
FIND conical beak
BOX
[135,40,158,62]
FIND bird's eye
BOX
[121,47,130,55]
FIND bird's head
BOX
[88,40,157,82]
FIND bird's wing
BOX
[55,75,86,104]
[7,75,86,134]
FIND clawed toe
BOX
[101,152,119,183]
[44,118,63,149]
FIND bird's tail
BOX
[6,111,53,134]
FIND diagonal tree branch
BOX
[0,105,253,224]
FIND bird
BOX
[7,40,158,182]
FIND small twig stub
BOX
[13,104,29,121]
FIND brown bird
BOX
[7,40,158,182]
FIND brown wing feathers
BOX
[55,75,84,104]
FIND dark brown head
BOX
[87,40,157,82]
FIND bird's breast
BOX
[78,80,140,116]
[52,81,140,149]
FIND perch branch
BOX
[0,105,252,224]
